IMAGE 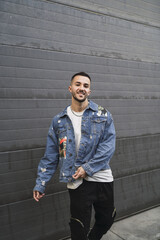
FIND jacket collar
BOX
[59,100,98,118]
[87,100,98,112]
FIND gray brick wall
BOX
[0,0,160,239]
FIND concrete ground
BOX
[102,206,160,240]
[67,206,160,240]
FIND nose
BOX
[79,85,85,92]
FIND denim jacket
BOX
[33,100,116,193]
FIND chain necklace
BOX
[70,107,84,117]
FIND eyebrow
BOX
[75,81,89,86]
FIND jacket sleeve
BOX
[82,112,116,176]
[33,122,59,193]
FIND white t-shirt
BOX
[67,106,84,154]
[67,106,113,189]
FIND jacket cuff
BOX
[82,163,93,177]
[33,184,45,194]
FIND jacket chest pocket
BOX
[56,125,67,136]
[91,117,106,135]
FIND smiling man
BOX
[33,72,116,240]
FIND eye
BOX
[75,82,80,86]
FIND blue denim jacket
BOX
[33,100,116,193]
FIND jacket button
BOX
[69,153,72,157]
[69,139,72,142]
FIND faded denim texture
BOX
[34,101,116,193]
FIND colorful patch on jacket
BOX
[97,105,108,117]
[59,136,67,158]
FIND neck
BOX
[71,98,89,112]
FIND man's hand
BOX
[72,167,87,179]
[33,191,45,202]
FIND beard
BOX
[72,92,88,103]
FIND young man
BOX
[33,72,116,240]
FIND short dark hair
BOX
[71,72,91,82]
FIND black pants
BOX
[68,180,116,240]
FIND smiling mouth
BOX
[73,91,87,102]
[77,91,85,96]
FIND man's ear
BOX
[68,85,72,93]
[88,89,91,96]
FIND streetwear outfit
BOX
[67,106,113,189]
[34,100,116,240]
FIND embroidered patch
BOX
[97,105,107,117]
[59,136,67,158]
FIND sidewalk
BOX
[103,206,160,240]
[68,206,160,240]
